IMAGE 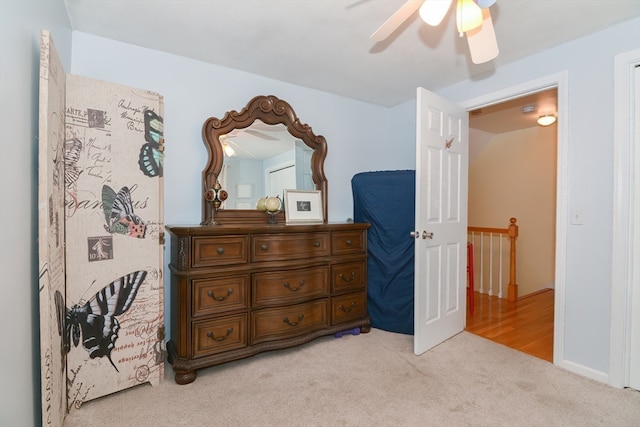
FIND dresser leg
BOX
[174,368,197,385]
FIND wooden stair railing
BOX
[467,218,519,302]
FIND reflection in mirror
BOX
[220,120,314,210]
[201,95,327,225]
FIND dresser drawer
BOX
[251,233,330,262]
[192,275,249,317]
[192,314,248,358]
[252,266,329,308]
[251,300,329,344]
[192,235,248,268]
[331,292,366,324]
[332,230,366,255]
[331,261,366,293]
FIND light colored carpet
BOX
[63,329,640,427]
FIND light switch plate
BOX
[571,210,584,225]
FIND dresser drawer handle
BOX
[261,243,269,251]
[283,280,306,292]
[339,302,357,313]
[313,240,321,248]
[216,247,225,255]
[345,239,352,246]
[207,288,234,301]
[283,314,304,327]
[338,272,356,283]
[206,327,233,342]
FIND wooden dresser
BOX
[166,222,370,384]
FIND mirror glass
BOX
[220,120,315,209]
[201,95,327,225]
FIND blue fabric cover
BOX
[352,170,415,335]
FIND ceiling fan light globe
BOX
[222,142,236,157]
[419,0,454,26]
[456,0,483,33]
[475,0,497,8]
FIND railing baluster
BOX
[498,235,503,299]
[479,232,485,294]
[507,218,519,302]
[467,218,518,301]
[488,233,494,296]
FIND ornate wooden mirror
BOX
[201,95,328,224]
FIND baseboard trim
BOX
[557,358,609,385]
[517,288,554,301]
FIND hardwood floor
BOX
[465,289,554,362]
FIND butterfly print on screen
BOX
[64,138,83,188]
[102,185,146,238]
[138,110,164,178]
[54,270,147,372]
[53,138,83,188]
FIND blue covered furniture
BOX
[352,170,415,335]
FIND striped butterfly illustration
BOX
[102,185,146,238]
[54,270,147,372]
[53,138,83,188]
[64,138,83,187]
[138,110,164,178]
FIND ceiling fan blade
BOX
[226,140,257,159]
[244,129,278,141]
[466,8,499,64]
[370,0,424,42]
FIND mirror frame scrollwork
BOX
[201,95,328,225]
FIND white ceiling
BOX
[64,0,639,108]
[223,121,296,159]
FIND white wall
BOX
[436,17,640,378]
[0,1,72,425]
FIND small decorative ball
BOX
[265,196,281,213]
[204,189,216,202]
[256,197,267,211]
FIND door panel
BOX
[414,87,468,355]
[445,242,461,313]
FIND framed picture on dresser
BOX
[284,189,324,223]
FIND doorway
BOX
[465,88,557,362]
[459,73,568,365]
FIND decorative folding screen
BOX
[38,29,67,427]
[38,30,165,427]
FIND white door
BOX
[267,164,296,199]
[414,87,469,355]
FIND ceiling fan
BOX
[370,0,499,64]
[220,131,278,158]
[221,122,292,159]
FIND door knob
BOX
[422,231,434,239]
[410,231,419,239]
